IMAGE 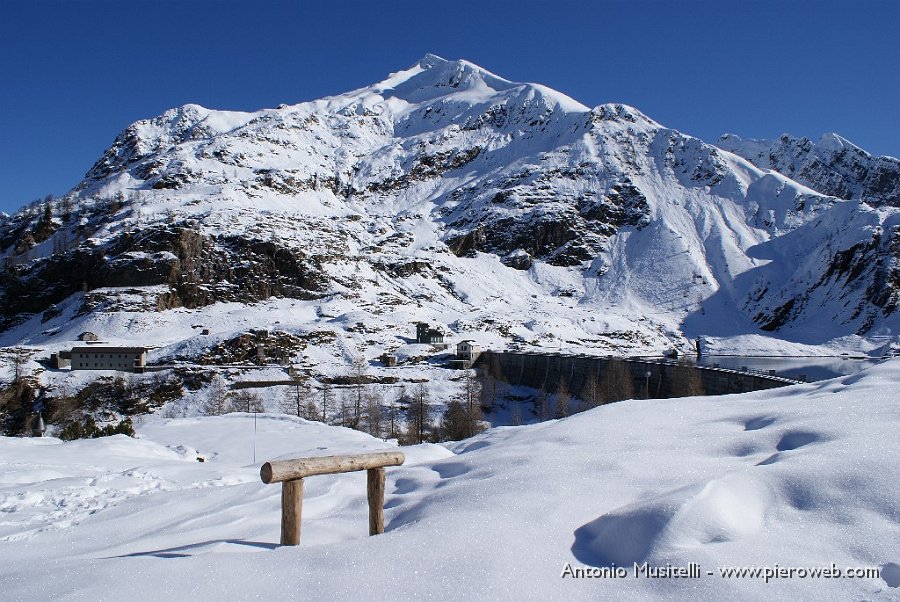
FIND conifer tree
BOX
[582,367,603,409]
[363,387,384,437]
[350,355,368,429]
[440,399,469,441]
[203,375,229,416]
[281,380,311,417]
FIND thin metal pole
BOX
[253,411,257,464]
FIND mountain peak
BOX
[373,54,516,101]
[718,131,868,158]
[416,53,451,69]
[4,55,899,363]
[414,53,497,77]
[817,132,864,154]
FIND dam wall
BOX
[475,351,798,401]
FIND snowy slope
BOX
[2,360,898,600]
[2,55,900,404]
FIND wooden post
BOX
[367,467,385,535]
[260,451,405,546]
[281,478,304,546]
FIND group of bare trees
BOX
[276,378,420,443]
[582,361,636,408]
[202,375,263,416]
[199,356,489,444]
[310,358,482,443]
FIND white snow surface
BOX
[2,360,898,600]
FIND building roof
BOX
[70,346,147,354]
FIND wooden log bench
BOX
[260,450,405,546]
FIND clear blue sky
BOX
[2,0,898,214]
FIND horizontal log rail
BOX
[260,451,406,483]
[260,450,405,546]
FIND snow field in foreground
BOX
[1,361,899,601]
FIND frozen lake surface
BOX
[694,355,883,381]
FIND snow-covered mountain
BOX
[717,132,900,207]
[713,133,900,340]
[2,55,899,367]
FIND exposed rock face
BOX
[168,329,308,365]
[0,222,327,328]
[446,174,649,267]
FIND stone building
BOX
[50,350,71,369]
[415,322,445,345]
[70,347,147,372]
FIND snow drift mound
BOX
[573,472,774,566]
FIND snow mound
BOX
[574,472,774,567]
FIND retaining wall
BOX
[475,351,797,400]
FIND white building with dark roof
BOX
[456,340,481,362]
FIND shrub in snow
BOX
[59,416,135,441]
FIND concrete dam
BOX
[474,351,800,402]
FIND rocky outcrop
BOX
[445,176,649,267]
[0,222,329,328]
